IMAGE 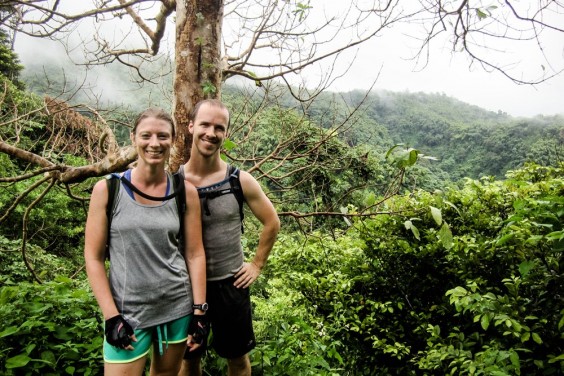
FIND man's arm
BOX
[233,170,280,288]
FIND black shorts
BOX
[184,276,256,360]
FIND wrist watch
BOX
[192,302,209,312]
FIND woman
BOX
[84,108,207,375]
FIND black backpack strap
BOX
[105,173,121,259]
[172,172,186,241]
[228,165,245,233]
[195,165,246,233]
[198,186,234,216]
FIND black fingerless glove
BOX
[188,315,208,345]
[105,315,134,349]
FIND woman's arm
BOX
[183,181,206,309]
[84,180,120,320]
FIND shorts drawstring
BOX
[156,323,169,356]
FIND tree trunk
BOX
[172,0,224,170]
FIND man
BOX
[179,99,280,376]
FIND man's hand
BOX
[187,314,208,352]
[234,262,261,288]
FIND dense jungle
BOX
[1,5,564,375]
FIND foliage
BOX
[246,162,564,375]
[303,90,564,182]
[224,101,390,231]
[3,56,564,375]
[1,158,562,374]
[0,236,78,284]
[0,75,98,261]
[0,277,102,375]
[0,28,24,89]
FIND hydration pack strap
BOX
[120,175,183,201]
[197,165,245,233]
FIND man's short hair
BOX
[189,99,229,123]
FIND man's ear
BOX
[188,121,194,134]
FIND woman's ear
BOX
[130,132,135,144]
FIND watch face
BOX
[194,303,208,311]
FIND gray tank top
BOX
[108,176,192,329]
[180,165,244,281]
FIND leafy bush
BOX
[0,277,102,375]
[248,163,563,375]
[0,236,78,284]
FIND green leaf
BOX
[548,353,564,363]
[532,332,542,344]
[364,192,376,207]
[0,325,19,338]
[6,354,31,369]
[476,9,488,19]
[496,233,514,246]
[408,149,419,166]
[518,260,535,277]
[430,206,442,226]
[438,223,453,249]
[385,144,404,159]
[222,138,237,152]
[509,351,520,368]
[481,314,491,330]
[404,220,420,240]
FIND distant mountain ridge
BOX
[21,62,564,182]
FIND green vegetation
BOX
[1,57,563,374]
[0,26,24,90]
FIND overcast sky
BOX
[13,1,564,118]
[324,30,564,118]
[312,2,564,118]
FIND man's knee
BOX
[178,357,202,376]
[227,355,251,376]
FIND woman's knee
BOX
[150,343,186,375]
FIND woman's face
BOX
[130,116,173,167]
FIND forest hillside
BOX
[21,59,564,184]
[1,52,563,375]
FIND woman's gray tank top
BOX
[108,177,192,329]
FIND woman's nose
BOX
[149,135,159,146]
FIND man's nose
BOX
[205,126,215,135]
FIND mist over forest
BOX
[21,58,564,185]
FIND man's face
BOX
[189,103,229,158]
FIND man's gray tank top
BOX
[108,176,192,329]
[180,165,244,281]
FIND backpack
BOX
[105,172,186,258]
[197,165,245,233]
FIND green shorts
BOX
[104,315,191,364]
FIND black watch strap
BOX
[193,302,208,312]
